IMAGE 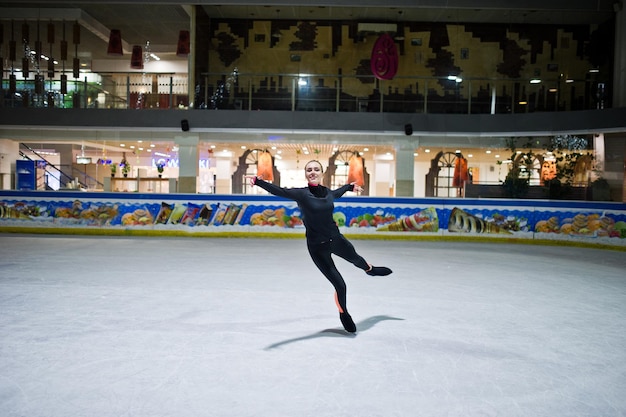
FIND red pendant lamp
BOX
[9,21,16,93]
[47,22,55,78]
[9,38,16,61]
[72,21,80,78]
[21,22,29,78]
[130,45,143,69]
[22,57,29,78]
[72,57,79,78]
[60,37,68,60]
[10,74,17,94]
[35,74,44,94]
[60,74,67,94]
[176,30,190,56]
[107,29,123,55]
[47,22,55,44]
[22,22,29,44]
[60,21,67,92]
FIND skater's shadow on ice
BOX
[264,315,404,350]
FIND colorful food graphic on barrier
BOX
[375,207,438,232]
[248,207,303,228]
[0,199,121,226]
[448,207,512,235]
[1,197,625,245]
[442,207,531,235]
[120,208,152,226]
[347,211,397,228]
[534,212,626,238]
[0,201,42,219]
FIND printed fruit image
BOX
[535,213,622,237]
[283,214,303,228]
[614,221,626,238]
[249,208,302,228]
[333,212,346,227]
[349,212,396,228]
[121,208,152,225]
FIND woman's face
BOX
[304,161,323,185]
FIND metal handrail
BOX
[3,70,609,113]
[19,143,104,190]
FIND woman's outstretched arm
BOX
[248,176,296,200]
[331,182,362,199]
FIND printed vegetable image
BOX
[349,212,396,228]
[333,212,346,227]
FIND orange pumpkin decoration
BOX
[347,154,364,186]
[257,151,274,182]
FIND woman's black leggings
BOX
[307,235,369,314]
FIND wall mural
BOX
[1,194,625,248]
[290,21,317,51]
[497,39,529,78]
[204,18,610,111]
[215,32,241,67]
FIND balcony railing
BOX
[2,71,609,114]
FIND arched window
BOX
[425,151,464,197]
[325,150,369,195]
[513,153,542,186]
[231,148,280,194]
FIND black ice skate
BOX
[366,266,392,276]
[339,312,357,333]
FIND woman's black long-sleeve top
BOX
[255,178,354,244]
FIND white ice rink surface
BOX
[1,234,625,417]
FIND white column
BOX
[175,134,199,193]
[394,138,419,197]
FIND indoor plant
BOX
[121,163,131,177]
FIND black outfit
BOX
[254,178,390,332]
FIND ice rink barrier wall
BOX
[1,191,625,249]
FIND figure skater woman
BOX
[249,160,392,333]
